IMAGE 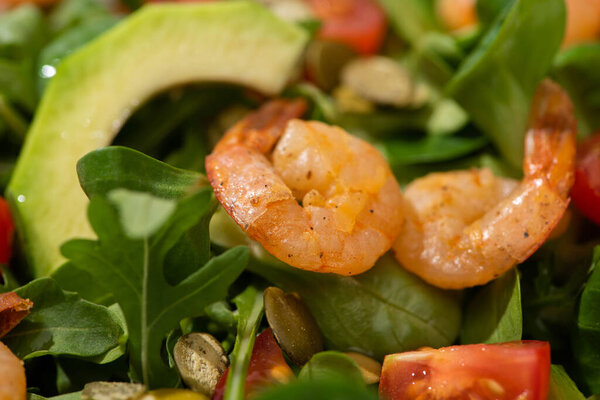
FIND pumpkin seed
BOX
[81,382,146,400]
[139,389,209,400]
[173,333,229,397]
[341,56,416,108]
[344,352,382,385]
[264,286,323,365]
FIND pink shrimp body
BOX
[206,99,404,275]
[393,80,577,289]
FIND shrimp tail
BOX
[213,99,307,154]
[524,79,577,199]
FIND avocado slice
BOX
[7,1,308,276]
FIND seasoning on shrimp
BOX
[392,80,577,289]
[206,99,404,275]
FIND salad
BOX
[0,0,599,399]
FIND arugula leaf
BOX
[62,188,249,388]
[224,286,264,400]
[447,0,565,168]
[51,262,114,306]
[476,0,515,27]
[574,246,600,393]
[253,379,378,400]
[461,269,522,344]
[3,278,124,361]
[48,0,111,33]
[299,351,364,386]
[553,43,600,136]
[548,365,586,400]
[0,4,47,60]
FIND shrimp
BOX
[393,80,577,289]
[206,99,404,275]
[0,342,26,400]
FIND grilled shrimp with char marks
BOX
[392,80,577,289]
[206,99,404,275]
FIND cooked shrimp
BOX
[0,341,26,400]
[393,80,577,289]
[206,99,404,275]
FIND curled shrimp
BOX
[393,80,577,289]
[206,99,404,275]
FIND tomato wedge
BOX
[571,133,600,226]
[302,0,387,54]
[379,341,551,400]
[212,328,294,400]
[0,197,14,267]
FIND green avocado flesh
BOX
[7,1,308,276]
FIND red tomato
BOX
[0,198,14,266]
[212,328,294,400]
[379,341,551,400]
[571,133,600,226]
[303,0,387,54]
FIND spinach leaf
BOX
[299,351,364,386]
[574,246,600,394]
[237,237,462,359]
[447,0,565,168]
[77,146,202,200]
[548,365,586,400]
[253,379,378,400]
[62,188,249,388]
[553,43,600,136]
[461,269,522,344]
[3,278,124,361]
[224,286,264,400]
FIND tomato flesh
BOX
[379,341,551,400]
[0,198,14,267]
[303,0,387,54]
[571,133,600,226]
[212,328,293,400]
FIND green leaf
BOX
[253,379,378,400]
[553,43,600,136]
[461,269,522,344]
[0,4,47,60]
[246,249,461,360]
[574,246,600,393]
[548,365,586,400]
[381,134,487,167]
[224,286,264,400]
[3,278,124,360]
[48,0,111,33]
[62,188,249,388]
[299,351,364,386]
[447,0,565,168]
[77,146,203,200]
[376,0,438,45]
[107,189,176,239]
[476,0,515,26]
[51,262,114,306]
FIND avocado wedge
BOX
[7,1,308,276]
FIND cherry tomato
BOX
[302,0,387,54]
[0,198,14,266]
[571,133,600,226]
[563,0,600,48]
[212,328,294,400]
[379,341,551,400]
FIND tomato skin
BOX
[0,198,14,267]
[212,328,293,400]
[379,341,551,400]
[303,0,387,54]
[571,133,600,226]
